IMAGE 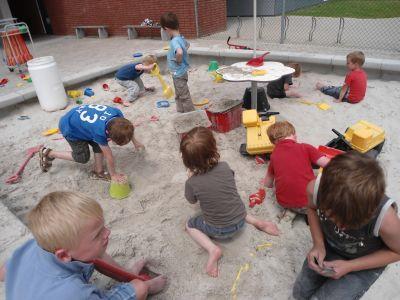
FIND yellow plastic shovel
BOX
[150,64,174,99]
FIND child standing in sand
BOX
[39,104,143,182]
[293,152,400,300]
[115,55,157,105]
[160,12,195,113]
[266,63,302,99]
[0,191,167,300]
[316,51,367,104]
[180,127,279,277]
[258,121,330,218]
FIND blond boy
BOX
[116,55,157,103]
[316,51,367,104]
[0,192,166,300]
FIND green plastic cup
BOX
[208,60,219,72]
[109,178,131,200]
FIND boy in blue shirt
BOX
[115,55,157,104]
[0,191,167,300]
[39,104,143,182]
[160,12,195,113]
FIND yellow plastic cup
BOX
[109,177,131,200]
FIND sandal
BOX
[90,171,111,182]
[39,146,54,172]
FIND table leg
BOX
[251,81,258,110]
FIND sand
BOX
[1,62,399,300]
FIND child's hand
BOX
[307,245,326,273]
[334,99,342,103]
[322,260,352,279]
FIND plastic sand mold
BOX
[84,88,94,97]
[194,98,209,106]
[156,100,170,108]
[42,128,59,136]
[102,83,110,91]
[133,52,143,57]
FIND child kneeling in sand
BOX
[293,152,400,300]
[266,63,302,99]
[40,104,143,182]
[0,191,166,300]
[259,121,330,219]
[180,127,279,277]
[115,55,157,105]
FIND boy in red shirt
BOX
[316,51,367,104]
[259,121,330,217]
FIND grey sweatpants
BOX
[116,77,144,102]
[172,73,195,113]
[292,245,385,300]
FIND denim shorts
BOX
[187,215,245,239]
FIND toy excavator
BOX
[325,120,385,159]
[240,109,279,158]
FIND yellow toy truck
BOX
[326,120,385,159]
[240,109,279,157]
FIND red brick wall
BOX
[42,0,226,38]
[198,0,226,36]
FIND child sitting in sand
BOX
[115,54,157,104]
[266,63,302,99]
[180,127,279,278]
[259,121,330,218]
[293,151,400,300]
[0,191,167,300]
[39,104,143,182]
[316,51,367,104]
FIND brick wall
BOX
[42,0,226,38]
[198,0,226,36]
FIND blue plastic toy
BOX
[156,100,170,108]
[84,88,94,97]
[133,53,143,58]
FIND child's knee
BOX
[131,279,148,300]
[72,150,90,164]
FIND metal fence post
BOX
[280,0,286,44]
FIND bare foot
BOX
[128,258,148,275]
[206,246,222,277]
[146,275,167,294]
[333,99,342,103]
[315,82,324,90]
[255,220,280,236]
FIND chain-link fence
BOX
[201,0,400,52]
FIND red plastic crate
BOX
[206,103,243,133]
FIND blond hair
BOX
[267,121,296,144]
[347,51,365,66]
[142,54,157,65]
[287,63,301,78]
[27,191,103,252]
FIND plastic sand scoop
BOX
[150,64,174,99]
[246,52,270,67]
[92,259,151,282]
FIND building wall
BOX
[42,0,226,38]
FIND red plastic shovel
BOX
[246,52,270,67]
[6,144,43,184]
[92,259,151,282]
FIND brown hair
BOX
[267,121,296,144]
[318,151,385,229]
[180,126,220,175]
[142,54,157,65]
[27,191,103,252]
[347,51,365,66]
[160,12,179,30]
[107,117,134,146]
[287,63,301,77]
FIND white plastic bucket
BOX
[27,56,68,112]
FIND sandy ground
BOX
[1,63,400,299]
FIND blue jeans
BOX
[320,86,349,102]
[292,245,385,300]
[187,215,245,239]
